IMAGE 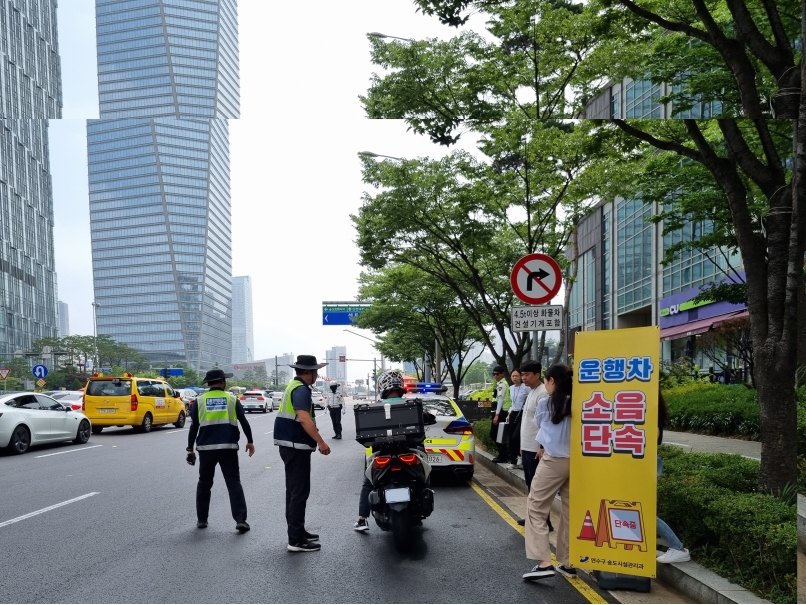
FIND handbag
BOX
[495,421,510,444]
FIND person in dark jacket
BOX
[186,368,255,533]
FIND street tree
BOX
[462,360,491,386]
[355,263,488,396]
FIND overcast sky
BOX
[50,0,497,382]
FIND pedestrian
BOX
[506,369,530,470]
[491,365,512,464]
[523,364,575,581]
[274,355,331,552]
[516,360,551,532]
[656,390,691,563]
[327,383,345,439]
[186,368,255,533]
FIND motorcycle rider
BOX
[353,371,434,533]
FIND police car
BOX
[365,383,475,480]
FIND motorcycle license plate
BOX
[385,488,410,504]
[426,454,443,464]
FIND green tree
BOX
[462,360,490,386]
[355,264,488,396]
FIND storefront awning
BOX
[660,310,748,342]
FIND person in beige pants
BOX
[523,363,575,581]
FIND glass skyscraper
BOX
[88,0,239,370]
[231,275,252,362]
[0,0,62,356]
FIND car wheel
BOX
[140,412,153,433]
[74,420,91,444]
[174,411,186,429]
[8,425,30,455]
[92,425,103,435]
[262,406,267,414]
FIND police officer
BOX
[327,382,345,439]
[491,365,512,463]
[274,355,331,552]
[186,368,255,533]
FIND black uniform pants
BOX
[196,449,247,523]
[508,409,523,464]
[491,409,509,460]
[279,446,312,545]
[329,407,342,436]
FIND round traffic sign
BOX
[32,364,48,379]
[510,253,563,305]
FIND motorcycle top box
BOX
[354,399,425,446]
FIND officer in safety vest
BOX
[186,368,255,533]
[491,365,512,464]
[274,355,331,552]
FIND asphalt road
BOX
[0,401,601,604]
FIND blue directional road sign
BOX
[322,304,370,326]
[32,364,48,379]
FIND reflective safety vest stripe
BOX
[196,390,238,451]
[274,379,316,450]
[499,379,512,411]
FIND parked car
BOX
[311,391,326,410]
[0,392,92,455]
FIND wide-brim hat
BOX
[201,368,234,384]
[289,355,328,370]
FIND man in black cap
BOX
[186,368,255,532]
[274,355,331,552]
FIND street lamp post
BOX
[91,302,100,371]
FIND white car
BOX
[0,392,92,455]
[240,390,271,413]
[47,390,85,411]
[269,391,285,407]
[311,391,326,410]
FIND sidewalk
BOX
[663,431,760,459]
[474,443,769,604]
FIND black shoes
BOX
[333,434,342,440]
[557,565,577,578]
[517,518,525,526]
[197,521,207,529]
[288,541,321,552]
[491,456,507,463]
[236,522,250,533]
[517,517,553,530]
[304,530,319,541]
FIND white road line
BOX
[265,430,273,435]
[36,445,103,458]
[165,429,188,434]
[0,492,99,529]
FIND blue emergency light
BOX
[405,382,448,394]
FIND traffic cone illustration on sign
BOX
[578,510,596,541]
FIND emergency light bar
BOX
[405,382,448,393]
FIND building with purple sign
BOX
[566,197,744,370]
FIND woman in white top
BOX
[506,370,530,469]
[523,364,575,582]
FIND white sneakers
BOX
[657,547,691,563]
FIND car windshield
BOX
[407,397,457,418]
[87,380,132,396]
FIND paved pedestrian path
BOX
[663,430,760,460]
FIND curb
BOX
[474,447,770,604]
[798,494,806,553]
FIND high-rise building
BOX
[88,0,239,370]
[0,0,62,356]
[231,275,253,362]
[325,346,346,381]
[57,301,69,337]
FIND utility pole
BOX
[434,336,441,382]
[423,350,431,382]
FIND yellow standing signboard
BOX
[569,326,659,578]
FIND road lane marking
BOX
[165,429,188,434]
[467,480,607,604]
[36,445,103,458]
[0,492,100,529]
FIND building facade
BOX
[88,0,239,370]
[567,198,744,369]
[57,300,68,336]
[0,0,62,356]
[324,345,346,381]
[231,275,253,362]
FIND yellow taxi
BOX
[82,373,186,434]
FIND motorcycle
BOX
[363,410,437,551]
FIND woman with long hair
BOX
[523,364,575,581]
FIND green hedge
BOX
[474,417,498,456]
[663,384,761,439]
[658,446,796,603]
